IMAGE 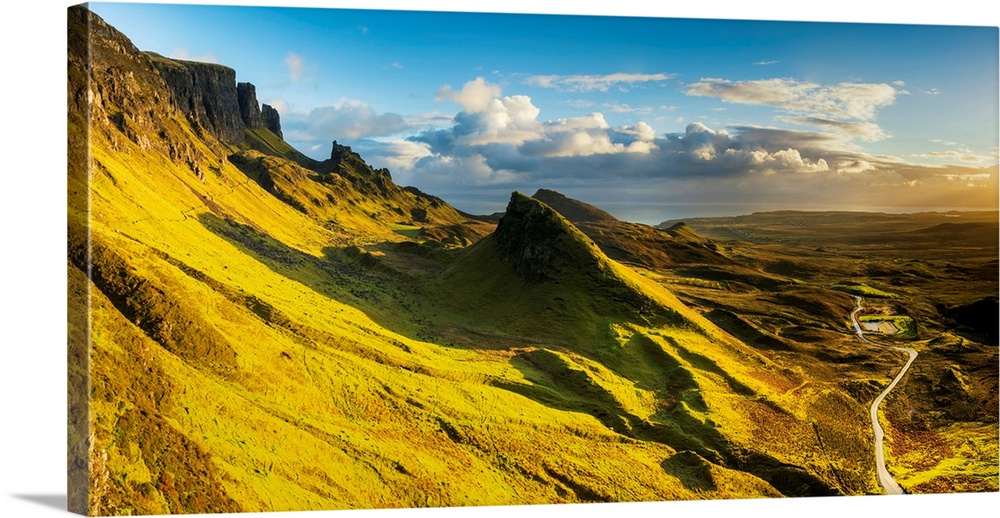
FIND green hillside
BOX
[67,5,1000,516]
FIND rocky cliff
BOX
[138,57,282,146]
[495,192,607,282]
[237,82,265,130]
[147,53,245,144]
[262,103,283,138]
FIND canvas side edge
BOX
[67,3,93,515]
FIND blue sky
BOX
[87,0,999,222]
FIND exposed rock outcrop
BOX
[322,140,397,196]
[329,140,362,163]
[495,192,606,282]
[148,53,245,144]
[261,104,283,138]
[237,82,265,130]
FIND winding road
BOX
[850,296,918,495]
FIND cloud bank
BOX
[373,78,995,213]
[278,76,995,217]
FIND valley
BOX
[68,5,998,515]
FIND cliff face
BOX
[148,53,245,144]
[237,82,265,130]
[261,104,283,138]
[76,8,281,150]
[495,192,606,282]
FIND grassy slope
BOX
[663,212,998,494]
[79,129,802,509]
[75,7,973,511]
[425,196,858,496]
[71,14,800,512]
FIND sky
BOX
[86,0,999,223]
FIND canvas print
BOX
[67,1,999,515]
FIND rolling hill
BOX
[67,5,996,515]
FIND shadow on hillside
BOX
[197,213,840,497]
[197,213,424,330]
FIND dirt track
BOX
[851,296,918,495]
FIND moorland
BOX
[68,6,998,515]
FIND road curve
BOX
[851,296,918,495]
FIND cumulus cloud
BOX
[408,153,527,187]
[395,78,672,188]
[523,114,629,157]
[836,159,876,174]
[658,123,829,175]
[524,72,673,92]
[686,78,898,121]
[436,78,503,113]
[417,78,659,163]
[326,77,996,216]
[279,99,416,155]
[297,99,409,139]
[363,139,433,171]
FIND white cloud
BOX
[367,140,433,170]
[423,78,658,159]
[686,78,898,121]
[284,52,311,83]
[436,77,503,113]
[390,78,995,211]
[658,123,827,174]
[618,121,657,142]
[836,159,876,174]
[411,153,526,187]
[281,99,410,147]
[524,72,673,92]
[262,98,290,114]
[754,60,779,66]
